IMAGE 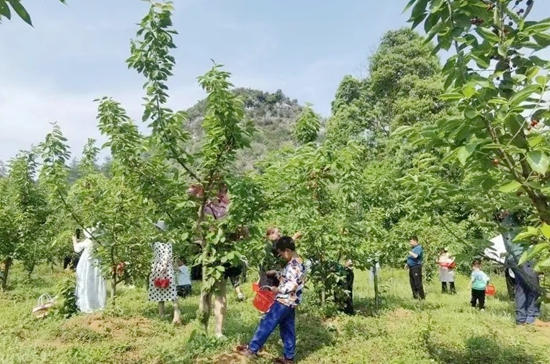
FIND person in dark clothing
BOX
[335,259,354,315]
[499,211,543,325]
[63,254,80,270]
[406,236,425,300]
[63,229,82,270]
[224,260,247,301]
[513,262,541,324]
[259,227,282,288]
[258,228,302,288]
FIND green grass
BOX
[1,264,549,364]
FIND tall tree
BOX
[404,0,550,275]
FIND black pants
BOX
[441,282,456,294]
[408,265,425,299]
[471,289,486,309]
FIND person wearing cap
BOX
[438,248,456,294]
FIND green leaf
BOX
[461,84,476,98]
[533,33,550,48]
[464,108,477,119]
[470,54,490,69]
[0,1,11,19]
[524,18,550,35]
[424,13,438,34]
[514,226,539,242]
[534,257,550,271]
[526,66,540,80]
[541,223,550,240]
[528,134,544,148]
[527,151,550,175]
[509,84,541,106]
[456,144,476,166]
[536,75,547,86]
[410,0,429,25]
[498,180,521,193]
[497,44,508,58]
[7,0,31,26]
[402,0,417,14]
[475,27,500,43]
[487,98,508,105]
[519,242,549,266]
[439,92,463,101]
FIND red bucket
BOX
[253,290,275,313]
[485,284,496,296]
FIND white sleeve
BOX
[73,239,87,253]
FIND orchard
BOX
[1,1,550,363]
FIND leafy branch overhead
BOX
[403,0,550,275]
[0,0,66,26]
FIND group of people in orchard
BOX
[65,183,546,364]
[406,236,491,310]
[406,210,546,327]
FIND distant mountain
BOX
[185,88,305,170]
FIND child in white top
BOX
[176,257,192,298]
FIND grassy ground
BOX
[1,264,550,364]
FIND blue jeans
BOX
[513,263,541,324]
[249,301,296,360]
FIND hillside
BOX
[185,88,304,170]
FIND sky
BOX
[0,0,413,162]
[2,1,549,164]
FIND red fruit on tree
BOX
[492,158,499,165]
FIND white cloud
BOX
[0,81,205,162]
[0,57,346,163]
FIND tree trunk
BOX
[111,274,117,305]
[373,262,380,311]
[2,257,12,291]
[110,246,117,304]
[199,264,212,332]
[26,263,35,278]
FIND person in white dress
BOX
[438,248,456,294]
[148,221,181,324]
[72,228,107,313]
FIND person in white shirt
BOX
[438,248,456,294]
[176,257,192,298]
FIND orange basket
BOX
[485,284,496,296]
[253,289,275,313]
[252,282,259,292]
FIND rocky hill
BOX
[184,88,304,170]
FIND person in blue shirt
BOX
[406,236,425,300]
[468,259,489,310]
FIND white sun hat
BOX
[154,220,167,231]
